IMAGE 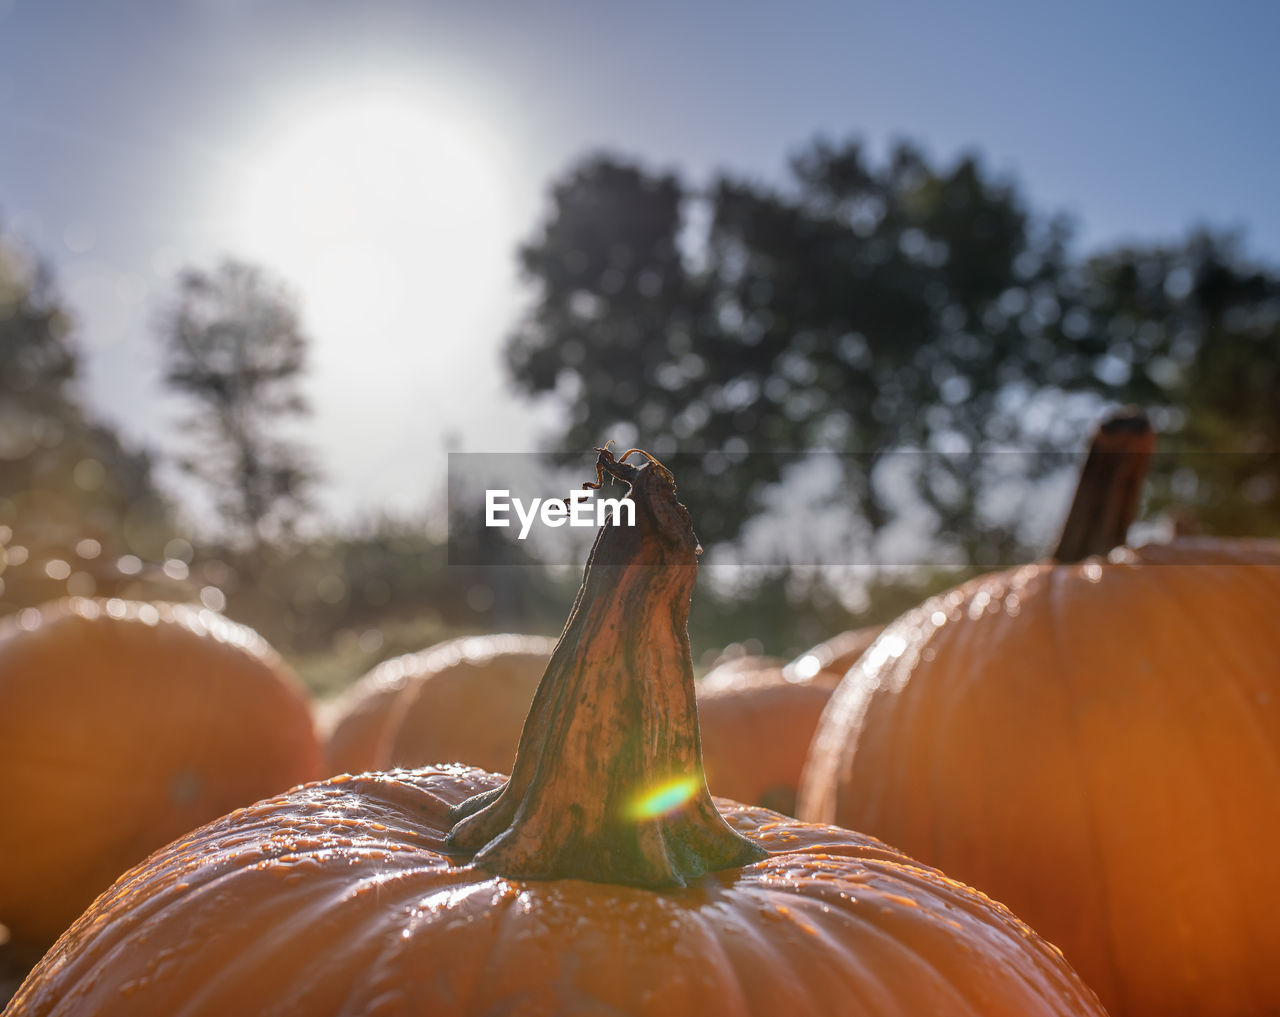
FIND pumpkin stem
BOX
[1051,407,1156,564]
[447,446,767,886]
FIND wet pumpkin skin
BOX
[7,766,1106,1017]
[0,599,321,948]
[799,413,1280,1017]
[6,450,1107,1017]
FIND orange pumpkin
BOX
[8,450,1106,1017]
[696,660,832,816]
[696,629,881,815]
[382,635,556,773]
[317,657,414,776]
[799,411,1280,1017]
[0,599,321,947]
[320,635,555,776]
[783,625,884,684]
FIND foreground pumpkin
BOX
[7,450,1106,1017]
[0,599,321,947]
[799,411,1280,1017]
[320,634,556,776]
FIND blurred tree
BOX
[1068,231,1280,536]
[159,260,316,553]
[506,142,1090,563]
[507,142,1279,560]
[219,513,578,695]
[0,227,173,613]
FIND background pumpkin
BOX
[697,628,881,814]
[799,411,1280,1017]
[316,655,414,776]
[7,449,1107,1017]
[0,598,321,947]
[380,634,556,773]
[319,634,555,776]
[782,626,884,685]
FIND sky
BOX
[2,0,1278,525]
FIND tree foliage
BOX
[0,228,172,613]
[1069,232,1280,536]
[506,141,1279,559]
[160,260,316,551]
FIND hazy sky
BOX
[3,0,1278,523]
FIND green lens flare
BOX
[627,776,700,820]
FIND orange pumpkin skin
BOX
[697,660,839,816]
[800,537,1280,1017]
[695,629,882,816]
[321,635,556,777]
[0,598,321,946]
[318,660,414,776]
[7,766,1106,1017]
[784,625,884,684]
[382,635,557,773]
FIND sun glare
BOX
[627,776,701,821]
[231,83,511,336]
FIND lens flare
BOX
[627,776,700,821]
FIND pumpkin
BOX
[696,629,881,815]
[8,449,1106,1017]
[799,410,1280,1017]
[783,625,884,684]
[697,662,835,816]
[382,635,557,773]
[702,650,786,673]
[0,599,321,947]
[317,656,415,776]
[320,635,555,776]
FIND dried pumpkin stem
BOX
[447,446,766,886]
[1051,407,1155,564]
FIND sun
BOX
[230,82,511,336]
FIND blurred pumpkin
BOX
[382,635,557,773]
[697,628,881,815]
[315,657,411,776]
[783,625,884,684]
[0,598,321,947]
[702,648,784,673]
[8,449,1105,1017]
[799,410,1280,1017]
[320,634,555,776]
[697,664,826,816]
